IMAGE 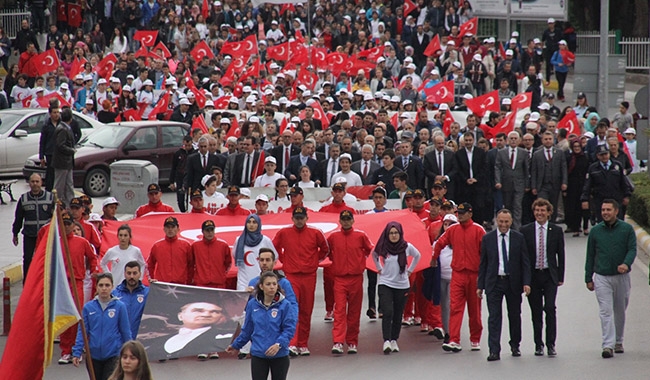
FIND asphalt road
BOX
[2,223,646,380]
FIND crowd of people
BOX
[6,0,643,377]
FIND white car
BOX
[0,109,104,177]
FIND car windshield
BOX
[81,126,133,149]
[0,113,28,135]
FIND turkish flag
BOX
[225,116,241,139]
[486,112,516,139]
[510,92,532,110]
[459,17,478,37]
[357,45,384,63]
[403,0,417,16]
[423,34,442,57]
[99,210,433,275]
[134,44,149,58]
[154,42,172,59]
[190,40,215,62]
[68,3,82,28]
[148,92,170,120]
[498,41,507,60]
[239,59,261,83]
[201,0,210,20]
[326,52,347,75]
[266,42,290,61]
[186,79,206,109]
[251,150,265,183]
[37,92,70,108]
[311,101,330,129]
[465,90,499,118]
[390,112,399,130]
[220,35,258,57]
[310,47,328,69]
[193,114,210,134]
[423,80,454,104]
[93,53,118,80]
[21,95,33,108]
[35,49,61,76]
[557,110,580,136]
[346,57,376,78]
[442,111,455,136]
[296,69,317,90]
[279,3,295,15]
[121,109,141,121]
[213,96,230,109]
[134,30,158,47]
[280,117,293,134]
[56,0,67,21]
[70,57,87,77]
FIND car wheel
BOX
[84,168,110,197]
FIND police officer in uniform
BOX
[12,173,54,283]
[581,145,631,222]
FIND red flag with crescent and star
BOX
[190,40,215,62]
[423,34,442,57]
[465,90,499,118]
[35,49,61,76]
[68,3,82,28]
[557,109,580,136]
[422,80,454,104]
[134,30,158,47]
[459,17,478,37]
[510,92,532,111]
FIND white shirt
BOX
[203,190,226,214]
[466,148,474,178]
[331,171,363,187]
[373,243,421,289]
[534,221,549,269]
[497,230,510,275]
[254,172,285,188]
[509,147,518,169]
[234,236,277,291]
[100,245,147,285]
[164,326,212,354]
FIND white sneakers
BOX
[470,342,481,351]
[331,343,344,354]
[390,340,399,352]
[347,344,358,354]
[383,340,392,354]
[442,342,463,352]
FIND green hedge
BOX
[629,173,650,228]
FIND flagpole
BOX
[306,1,313,91]
[53,191,97,380]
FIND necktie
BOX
[537,225,545,269]
[403,157,408,170]
[438,151,443,174]
[244,154,250,185]
[510,149,515,169]
[284,147,289,171]
[501,233,509,274]
[202,155,207,170]
[546,149,552,162]
[363,161,368,179]
[329,159,336,186]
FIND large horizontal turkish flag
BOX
[100,210,433,277]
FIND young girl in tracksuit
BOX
[228,271,297,380]
[72,273,132,380]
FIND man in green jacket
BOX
[585,199,636,359]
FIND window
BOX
[17,114,48,135]
[125,127,157,150]
[162,125,187,148]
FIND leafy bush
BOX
[628,173,650,228]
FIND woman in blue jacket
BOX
[72,273,132,380]
[227,271,297,380]
[550,40,571,101]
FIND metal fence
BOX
[0,9,30,38]
[576,31,650,70]
[619,37,650,70]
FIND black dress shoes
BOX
[547,346,557,356]
[534,346,544,356]
[511,347,521,357]
[487,353,500,361]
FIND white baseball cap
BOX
[547,18,555,23]
[179,98,191,105]
[502,98,512,105]
[220,118,231,124]
[249,116,260,123]
[102,197,120,207]
[97,78,107,85]
[529,112,540,122]
[265,156,277,164]
[255,194,269,203]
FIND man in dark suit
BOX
[423,135,456,199]
[351,144,381,185]
[319,144,341,188]
[520,198,565,357]
[285,140,320,185]
[394,140,424,191]
[530,131,567,222]
[270,129,300,176]
[230,136,262,187]
[454,132,489,225]
[495,132,529,230]
[184,137,221,192]
[316,127,335,159]
[477,209,531,361]
[486,133,506,224]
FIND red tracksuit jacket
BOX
[147,235,193,284]
[273,225,329,274]
[215,203,251,216]
[327,228,374,276]
[135,201,175,218]
[432,220,485,272]
[191,237,232,287]
[319,201,355,214]
[64,232,98,280]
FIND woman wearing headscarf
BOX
[584,112,600,133]
[234,214,277,291]
[563,138,590,236]
[372,222,421,354]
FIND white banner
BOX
[472,0,567,20]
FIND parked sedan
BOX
[0,109,103,177]
[23,121,190,197]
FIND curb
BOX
[0,262,23,284]
[626,218,650,279]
